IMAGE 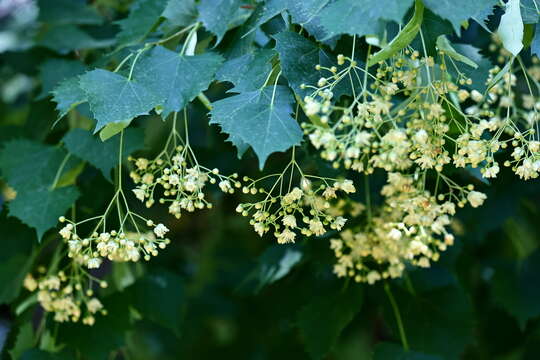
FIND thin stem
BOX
[384,282,409,351]
[50,153,71,189]
[364,175,372,222]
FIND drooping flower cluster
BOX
[236,155,355,243]
[330,173,485,284]
[130,112,241,218]
[297,44,530,283]
[24,269,107,325]
[301,49,540,180]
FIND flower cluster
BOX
[296,46,526,283]
[301,49,540,181]
[59,215,171,267]
[130,113,240,218]
[236,156,355,243]
[24,269,107,325]
[330,173,485,284]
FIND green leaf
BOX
[134,46,223,118]
[115,0,168,47]
[436,36,478,68]
[129,270,186,335]
[37,25,115,54]
[422,0,497,34]
[37,0,102,25]
[521,0,540,24]
[38,59,87,99]
[241,244,303,293]
[51,76,88,121]
[492,250,540,329]
[385,284,474,360]
[319,0,414,38]
[498,0,524,56]
[20,349,67,360]
[79,69,162,132]
[373,342,443,360]
[210,85,302,168]
[197,0,244,45]
[63,128,145,181]
[411,8,453,58]
[216,49,276,92]
[0,216,35,304]
[532,23,540,56]
[286,0,332,41]
[9,322,35,360]
[0,140,80,239]
[298,285,363,360]
[273,31,351,98]
[163,0,198,26]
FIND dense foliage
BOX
[1,0,540,359]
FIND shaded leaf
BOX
[37,0,102,25]
[115,0,168,47]
[492,250,540,329]
[298,285,363,360]
[373,342,443,360]
[319,0,414,38]
[273,31,352,98]
[163,0,197,26]
[210,85,302,168]
[216,49,276,92]
[38,59,87,99]
[135,46,223,118]
[129,270,186,335]
[197,0,244,45]
[0,140,80,239]
[51,76,88,120]
[63,128,145,181]
[422,0,497,34]
[241,244,303,293]
[79,69,162,132]
[37,25,114,54]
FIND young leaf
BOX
[134,46,223,118]
[497,0,524,56]
[197,0,244,45]
[216,49,276,92]
[63,128,145,182]
[422,0,497,35]
[79,69,162,132]
[298,285,363,360]
[319,0,414,38]
[210,85,303,168]
[115,0,168,47]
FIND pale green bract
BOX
[497,0,524,56]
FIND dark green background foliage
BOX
[0,0,539,359]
